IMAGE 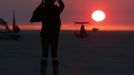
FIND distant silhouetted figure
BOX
[80,24,86,34]
[74,25,88,39]
[38,0,64,75]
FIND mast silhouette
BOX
[13,9,16,29]
[12,9,20,32]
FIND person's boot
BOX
[52,60,59,75]
[40,59,48,75]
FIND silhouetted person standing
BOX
[39,0,64,75]
[80,25,86,34]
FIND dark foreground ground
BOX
[0,31,134,75]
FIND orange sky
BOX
[6,24,134,31]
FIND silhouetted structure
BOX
[0,18,8,25]
[12,10,20,33]
[31,0,64,75]
[0,10,21,40]
[74,22,89,38]
[0,18,10,32]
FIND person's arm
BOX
[58,0,65,13]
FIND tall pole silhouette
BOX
[13,9,16,31]
[12,9,20,32]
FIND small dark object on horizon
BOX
[92,28,99,32]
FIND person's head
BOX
[43,0,56,5]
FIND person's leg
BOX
[50,25,60,58]
[50,30,60,75]
[40,59,48,75]
[50,31,59,59]
[40,32,49,58]
[52,60,59,75]
[40,32,49,75]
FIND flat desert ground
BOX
[0,31,134,75]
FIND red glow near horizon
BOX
[5,24,134,31]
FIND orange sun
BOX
[91,10,106,22]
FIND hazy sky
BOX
[1,0,134,25]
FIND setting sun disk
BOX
[91,10,106,22]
